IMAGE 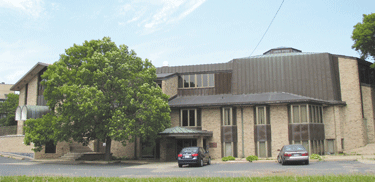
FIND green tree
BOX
[0,93,19,126]
[24,37,171,160]
[352,13,375,62]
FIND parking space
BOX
[1,156,375,177]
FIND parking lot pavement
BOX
[1,155,375,177]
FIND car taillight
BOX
[302,152,308,156]
[284,153,292,157]
[178,154,183,157]
[192,153,199,157]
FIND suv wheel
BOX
[207,158,211,165]
[199,159,204,167]
[178,164,183,168]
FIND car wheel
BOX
[305,160,309,165]
[178,164,183,168]
[281,158,287,165]
[277,156,281,163]
[207,158,211,165]
[199,159,204,167]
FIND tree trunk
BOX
[134,135,137,159]
[104,137,112,161]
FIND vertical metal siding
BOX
[232,53,341,101]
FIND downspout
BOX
[241,107,245,158]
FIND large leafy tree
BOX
[352,13,375,62]
[24,37,171,160]
[0,93,19,126]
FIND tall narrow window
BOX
[182,110,188,126]
[293,106,299,123]
[183,75,189,88]
[300,105,307,123]
[189,75,196,87]
[257,107,266,124]
[196,74,202,87]
[189,110,195,126]
[224,108,231,125]
[208,74,214,87]
[24,84,28,105]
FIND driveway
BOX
[1,156,375,177]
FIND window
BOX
[290,104,323,123]
[178,74,215,88]
[255,106,269,125]
[45,140,56,153]
[222,107,236,126]
[181,109,201,127]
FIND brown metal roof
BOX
[10,62,49,91]
[168,92,345,108]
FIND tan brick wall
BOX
[18,87,25,106]
[202,107,221,159]
[17,120,24,135]
[162,76,178,98]
[0,84,14,100]
[270,105,289,158]
[338,57,366,150]
[34,141,70,159]
[323,106,344,153]
[361,85,375,143]
[27,76,38,105]
[236,106,255,158]
[170,109,180,127]
[0,135,34,153]
[111,138,142,159]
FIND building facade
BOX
[156,47,375,161]
[0,82,15,120]
[5,47,375,161]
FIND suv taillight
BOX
[192,153,199,157]
[178,154,182,157]
[302,152,308,156]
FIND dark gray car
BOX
[277,144,309,165]
[177,147,211,167]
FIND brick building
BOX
[5,47,375,161]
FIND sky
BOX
[1,0,374,84]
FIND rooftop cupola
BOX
[263,47,302,55]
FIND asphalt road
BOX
[1,156,375,177]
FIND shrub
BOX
[221,157,229,161]
[246,155,258,162]
[310,154,322,161]
[227,156,235,160]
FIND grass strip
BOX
[0,175,375,182]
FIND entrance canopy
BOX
[159,126,213,138]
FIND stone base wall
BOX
[34,141,70,159]
[0,135,34,153]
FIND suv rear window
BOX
[181,148,198,153]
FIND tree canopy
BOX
[24,37,171,160]
[0,93,19,126]
[352,13,375,62]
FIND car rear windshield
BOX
[181,148,198,153]
[285,145,306,151]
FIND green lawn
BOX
[0,175,374,182]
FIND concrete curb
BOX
[0,152,33,160]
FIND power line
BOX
[249,0,285,56]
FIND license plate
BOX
[293,154,301,156]
[184,155,191,158]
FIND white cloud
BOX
[0,0,45,18]
[117,0,207,33]
[0,39,57,84]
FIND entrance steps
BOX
[60,142,94,161]
[60,152,84,161]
